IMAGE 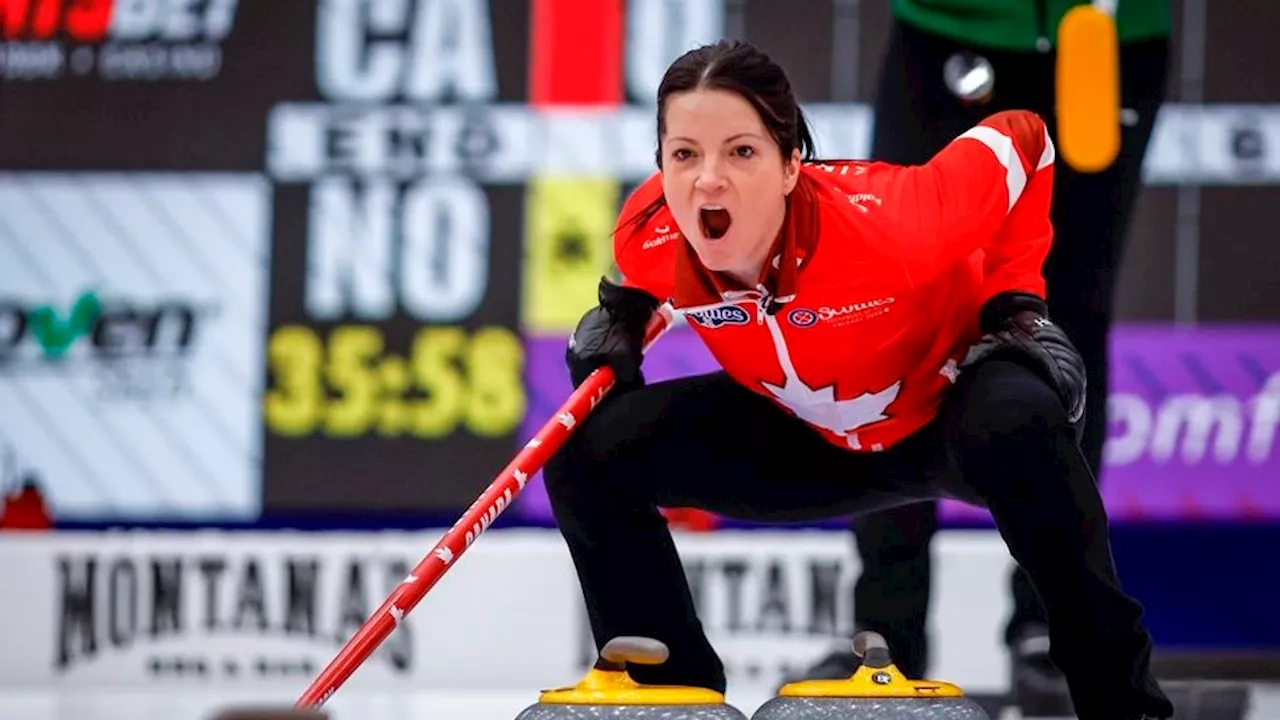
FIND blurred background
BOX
[0,0,1277,719]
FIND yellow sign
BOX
[522,177,621,333]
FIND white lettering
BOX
[305,178,489,322]
[1104,372,1280,467]
[642,230,679,249]
[0,43,64,79]
[315,0,408,101]
[463,488,512,546]
[306,179,397,320]
[403,0,496,101]
[110,0,239,41]
[97,43,221,80]
[1247,373,1280,462]
[625,0,723,102]
[816,298,895,321]
[160,0,202,40]
[315,0,497,102]
[1105,394,1151,465]
[399,177,488,321]
[1152,395,1244,464]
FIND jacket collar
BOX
[673,173,822,311]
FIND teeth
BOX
[701,204,725,211]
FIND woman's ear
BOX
[783,148,802,194]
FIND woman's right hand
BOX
[565,277,661,390]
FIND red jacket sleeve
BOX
[873,110,1056,302]
[612,172,676,301]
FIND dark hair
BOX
[621,39,819,232]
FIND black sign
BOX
[258,0,533,515]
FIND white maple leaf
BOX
[761,376,901,437]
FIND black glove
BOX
[962,292,1087,426]
[566,277,661,390]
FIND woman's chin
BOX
[691,241,750,278]
[690,242,730,270]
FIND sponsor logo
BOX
[0,289,216,399]
[0,0,241,81]
[642,225,680,250]
[847,193,882,212]
[687,306,750,329]
[787,308,818,327]
[54,550,414,679]
[1106,371,1280,466]
[787,298,895,328]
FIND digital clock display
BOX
[264,323,525,440]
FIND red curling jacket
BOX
[614,110,1057,452]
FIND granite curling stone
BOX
[514,636,749,720]
[751,631,991,720]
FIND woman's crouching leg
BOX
[943,358,1173,720]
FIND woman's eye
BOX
[734,145,755,158]
[672,148,693,161]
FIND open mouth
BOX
[699,205,732,240]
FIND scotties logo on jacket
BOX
[687,306,750,329]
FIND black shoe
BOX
[1010,623,1074,717]
[775,647,861,693]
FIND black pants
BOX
[850,19,1171,677]
[546,359,1172,720]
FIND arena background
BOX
[1,1,1278,718]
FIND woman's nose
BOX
[694,159,728,192]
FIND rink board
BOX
[0,529,1016,694]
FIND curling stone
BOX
[751,631,990,720]
[514,636,749,720]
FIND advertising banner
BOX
[516,325,1280,524]
[0,0,301,171]
[0,529,583,691]
[562,531,1013,693]
[0,528,1014,694]
[0,173,271,520]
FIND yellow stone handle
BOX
[776,630,966,698]
[538,636,727,705]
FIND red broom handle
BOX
[295,305,676,708]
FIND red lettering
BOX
[0,0,32,39]
[66,0,111,42]
[29,0,61,39]
[0,0,111,41]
